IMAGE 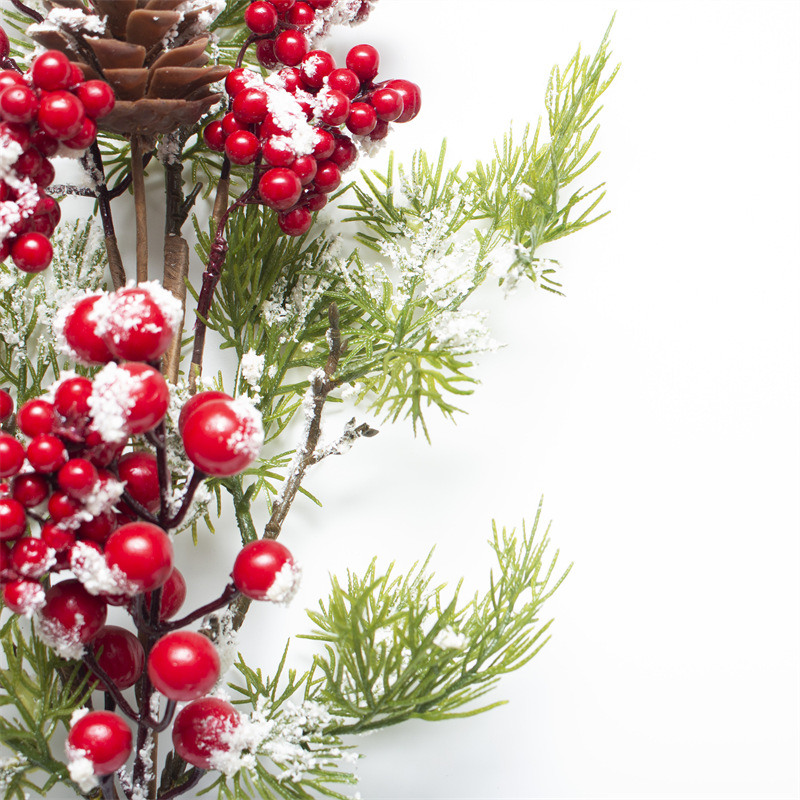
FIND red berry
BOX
[311,127,335,159]
[0,433,24,479]
[0,498,26,540]
[221,111,246,137]
[308,0,334,8]
[144,567,186,620]
[147,630,220,701]
[67,63,84,88]
[313,159,342,193]
[39,579,107,653]
[330,136,357,170]
[67,711,132,775]
[76,510,115,545]
[31,129,59,157]
[244,1,278,34]
[117,451,160,513]
[300,50,335,90]
[48,490,81,522]
[225,68,257,98]
[12,473,49,507]
[276,67,303,94]
[370,87,403,122]
[33,156,55,188]
[0,389,12,422]
[54,376,93,417]
[42,521,76,552]
[30,51,72,92]
[274,30,308,67]
[346,44,380,82]
[181,398,263,477]
[104,522,172,593]
[55,293,114,365]
[11,233,53,273]
[92,626,145,690]
[203,120,226,152]
[291,154,317,185]
[0,84,38,124]
[27,434,67,474]
[278,206,312,237]
[58,458,99,501]
[232,539,297,601]
[272,0,296,10]
[172,697,240,769]
[346,101,377,136]
[258,167,302,211]
[319,88,349,126]
[37,90,85,140]
[75,80,115,119]
[261,136,295,168]
[232,87,268,125]
[304,191,327,212]
[0,27,9,61]
[16,399,55,437]
[255,39,278,69]
[224,130,260,165]
[381,79,422,123]
[10,537,53,579]
[177,390,232,436]
[287,1,315,26]
[13,147,43,179]
[63,115,97,150]
[100,285,180,362]
[3,579,46,614]
[327,68,361,100]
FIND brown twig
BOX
[8,0,42,21]
[130,135,149,284]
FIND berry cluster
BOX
[0,47,115,271]
[0,279,302,785]
[203,1,420,236]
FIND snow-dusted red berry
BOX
[38,579,107,657]
[147,630,220,701]
[244,1,279,34]
[278,206,312,237]
[89,362,170,442]
[54,376,93,418]
[48,490,81,522]
[76,510,115,545]
[91,625,145,690]
[67,710,132,776]
[144,567,186,620]
[300,50,336,90]
[258,167,302,211]
[10,537,54,578]
[42,521,76,552]
[0,498,27,540]
[172,697,240,770]
[3,580,46,616]
[117,451,160,513]
[54,292,114,365]
[16,399,55,437]
[311,127,335,159]
[11,232,53,272]
[381,79,422,123]
[0,389,12,422]
[58,458,98,501]
[37,91,85,140]
[319,88,350,126]
[181,398,264,477]
[30,51,72,92]
[232,539,299,602]
[12,473,49,507]
[0,433,25,478]
[346,44,380,82]
[74,80,115,119]
[104,522,173,593]
[97,283,182,362]
[177,390,232,436]
[26,434,67,474]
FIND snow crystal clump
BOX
[429,309,498,355]
[87,362,139,444]
[9,581,46,618]
[433,627,468,650]
[66,747,98,794]
[36,612,86,660]
[52,290,106,363]
[266,560,303,606]
[70,542,135,597]
[227,397,265,460]
[240,350,265,389]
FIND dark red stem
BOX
[157,583,240,634]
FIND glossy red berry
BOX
[291,154,317,185]
[300,50,336,90]
[311,127,335,159]
[56,293,113,365]
[272,0,296,10]
[27,434,68,474]
[346,44,380,82]
[75,80,115,119]
[15,399,55,437]
[63,115,97,150]
[67,711,132,775]
[346,102,377,136]
[232,87,268,125]
[221,111,246,137]
[58,458,99,501]
[224,68,256,98]
[39,579,108,650]
[42,521,76,552]
[92,625,145,690]
[330,136,357,170]
[30,51,72,92]
[37,91,85,140]
[244,1,278,34]
[117,451,160,513]
[255,39,278,69]
[144,567,186,620]
[147,630,220,701]
[319,89,349,126]
[181,398,264,477]
[177,390,232,436]
[274,30,308,67]
[0,27,9,60]
[104,522,173,593]
[54,376,93,417]
[203,120,226,152]
[233,539,296,601]
[327,68,361,100]
[0,433,25,478]
[224,130,260,165]
[261,136,295,168]
[382,78,422,123]
[287,1,315,25]
[0,498,26,540]
[304,191,327,212]
[0,84,38,124]
[31,129,59,157]
[278,206,312,237]
[172,697,240,770]
[11,233,53,273]
[12,473,49,508]
[370,87,403,122]
[48,490,81,522]
[258,167,302,211]
[76,511,115,545]
[10,537,53,579]
[313,159,342,193]
[276,67,303,94]
[0,390,12,423]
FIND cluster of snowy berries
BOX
[203,1,421,236]
[0,42,115,271]
[0,277,301,784]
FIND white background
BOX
[36,1,800,798]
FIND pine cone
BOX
[27,1,229,137]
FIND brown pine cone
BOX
[26,0,230,137]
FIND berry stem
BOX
[131,134,149,284]
[156,583,239,633]
[157,767,205,799]
[83,650,141,723]
[161,468,206,530]
[8,0,42,22]
[98,773,119,800]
